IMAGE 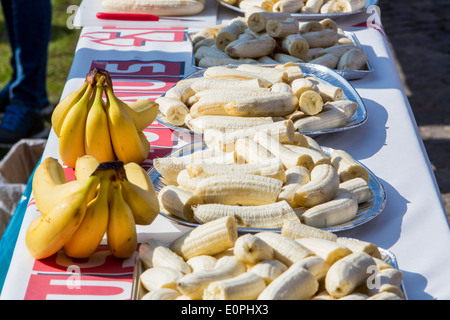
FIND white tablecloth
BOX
[1,3,449,300]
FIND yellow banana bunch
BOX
[29,157,160,260]
[51,68,159,168]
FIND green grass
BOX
[0,0,82,160]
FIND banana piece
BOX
[140,267,183,292]
[85,76,116,163]
[176,169,205,193]
[105,85,150,164]
[296,238,352,265]
[298,21,324,34]
[164,82,196,104]
[203,65,288,86]
[25,175,100,260]
[257,260,318,300]
[365,291,403,300]
[189,87,272,105]
[185,115,276,133]
[107,179,137,259]
[203,272,267,300]
[300,190,358,228]
[186,255,218,273]
[190,77,271,92]
[58,80,94,168]
[326,100,358,119]
[298,90,324,115]
[294,163,340,207]
[308,53,340,69]
[330,149,370,183]
[52,80,90,137]
[320,0,337,13]
[234,137,274,164]
[274,62,304,83]
[273,53,304,64]
[273,0,303,12]
[233,234,274,265]
[301,0,323,13]
[337,47,368,70]
[177,256,246,299]
[63,166,115,259]
[192,200,300,229]
[306,75,345,102]
[239,0,275,11]
[246,11,292,33]
[281,220,338,242]
[255,232,315,266]
[101,0,205,16]
[339,177,373,204]
[338,293,369,300]
[319,18,338,32]
[336,237,382,259]
[250,259,288,284]
[280,34,309,59]
[325,252,376,298]
[192,173,283,206]
[155,97,189,127]
[141,288,181,300]
[301,29,338,49]
[74,155,100,181]
[194,45,230,64]
[315,44,357,59]
[332,0,366,12]
[226,33,276,59]
[293,104,348,132]
[294,256,330,281]
[215,18,247,51]
[141,239,192,275]
[277,166,310,207]
[291,78,319,98]
[32,157,90,216]
[284,145,331,167]
[158,185,203,223]
[169,216,238,260]
[253,131,314,170]
[304,135,324,154]
[120,162,160,225]
[270,82,292,94]
[266,18,299,38]
[364,268,403,297]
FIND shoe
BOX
[0,106,49,148]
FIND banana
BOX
[85,76,116,163]
[105,85,150,164]
[339,177,373,204]
[246,11,292,33]
[192,200,300,229]
[278,166,310,207]
[32,157,90,216]
[325,252,376,298]
[203,65,288,86]
[52,80,90,137]
[315,44,357,59]
[190,77,271,92]
[215,17,247,51]
[320,0,337,13]
[255,232,315,266]
[169,216,238,260]
[234,137,274,164]
[274,62,304,83]
[188,87,272,106]
[308,53,340,69]
[253,131,314,170]
[291,78,319,98]
[301,0,323,13]
[273,0,303,12]
[281,220,338,242]
[288,132,310,148]
[102,0,205,16]
[301,29,338,49]
[265,18,298,38]
[164,82,196,104]
[158,185,203,223]
[300,190,358,228]
[140,267,183,292]
[238,0,275,11]
[233,234,274,265]
[280,34,309,59]
[176,169,205,193]
[306,75,345,102]
[154,96,189,127]
[225,33,276,59]
[273,53,304,64]
[106,179,137,259]
[337,47,368,70]
[194,45,231,64]
[257,260,318,300]
[192,173,283,206]
[294,255,330,281]
[298,90,324,115]
[332,0,366,12]
[319,18,338,32]
[141,288,181,300]
[203,272,267,300]
[58,80,95,168]
[176,256,246,299]
[186,255,218,273]
[126,99,159,131]
[186,158,286,183]
[364,268,403,297]
[63,166,115,259]
[284,145,331,167]
[74,155,100,181]
[120,161,160,225]
[296,237,352,265]
[140,239,192,275]
[250,259,288,284]
[197,57,257,68]
[330,149,370,183]
[293,105,348,132]
[294,163,340,207]
[185,115,276,133]
[298,21,324,34]
[336,237,382,259]
[25,175,100,260]
[365,291,403,300]
[338,293,369,300]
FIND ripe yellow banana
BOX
[25,175,100,260]
[127,99,159,131]
[58,80,95,168]
[63,167,114,259]
[121,162,160,225]
[74,155,100,181]
[107,179,137,259]
[85,76,116,163]
[105,85,150,164]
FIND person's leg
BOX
[0,0,52,146]
[0,0,16,113]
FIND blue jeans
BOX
[1,0,52,112]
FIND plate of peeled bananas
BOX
[131,217,406,300]
[190,16,372,79]
[155,63,367,136]
[218,0,378,20]
[149,136,386,233]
